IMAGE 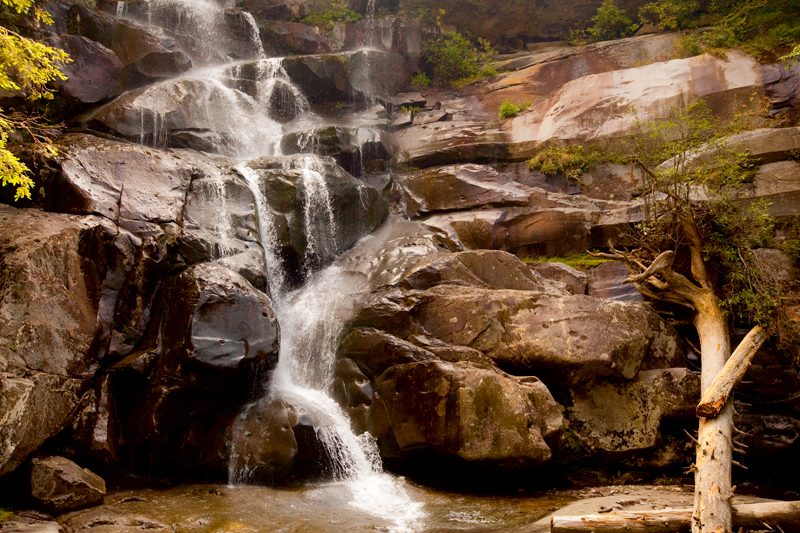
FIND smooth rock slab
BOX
[395,164,532,217]
[0,511,65,533]
[31,456,106,514]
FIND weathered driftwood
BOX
[696,325,769,418]
[550,501,800,533]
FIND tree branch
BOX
[696,325,770,418]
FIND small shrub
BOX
[498,99,531,119]
[411,70,431,86]
[302,7,361,32]
[424,10,496,87]
[527,145,603,180]
[639,0,702,30]
[587,0,638,42]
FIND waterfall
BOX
[115,0,423,528]
[365,0,378,49]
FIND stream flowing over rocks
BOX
[1,0,800,530]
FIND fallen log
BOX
[696,325,769,418]
[550,500,800,533]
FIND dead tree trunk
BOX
[550,501,800,533]
[692,290,733,533]
[607,240,765,533]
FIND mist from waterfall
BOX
[117,1,424,530]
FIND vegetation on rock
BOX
[423,10,495,88]
[638,0,701,30]
[527,145,604,181]
[524,252,612,271]
[498,98,531,119]
[569,0,637,45]
[302,2,361,32]
[0,0,69,201]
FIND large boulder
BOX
[37,134,194,229]
[260,21,333,55]
[31,455,106,514]
[352,282,682,385]
[66,5,192,84]
[335,249,692,469]
[118,263,279,456]
[46,35,125,104]
[565,368,700,459]
[281,50,412,103]
[395,164,532,217]
[0,207,113,477]
[338,328,563,468]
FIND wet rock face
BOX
[31,455,106,514]
[280,126,393,176]
[281,50,413,102]
[47,35,125,104]
[66,4,192,84]
[120,263,279,451]
[242,154,389,280]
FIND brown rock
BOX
[31,456,106,514]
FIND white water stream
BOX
[114,1,424,530]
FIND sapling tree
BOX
[598,101,794,533]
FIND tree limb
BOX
[696,325,770,418]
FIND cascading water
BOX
[119,1,424,529]
[365,0,378,49]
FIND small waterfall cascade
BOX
[113,0,424,528]
[365,0,378,49]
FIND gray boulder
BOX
[31,456,106,514]
[281,50,412,103]
[120,263,279,451]
[565,368,700,459]
[47,35,124,104]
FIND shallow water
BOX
[59,481,576,533]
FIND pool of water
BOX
[58,480,576,533]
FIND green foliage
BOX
[777,216,800,263]
[498,98,531,119]
[689,0,800,61]
[0,0,68,201]
[587,0,637,42]
[624,100,785,329]
[424,10,496,87]
[639,0,702,30]
[527,145,603,180]
[0,508,12,522]
[411,70,430,87]
[302,6,361,32]
[524,252,612,271]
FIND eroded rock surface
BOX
[31,455,106,514]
